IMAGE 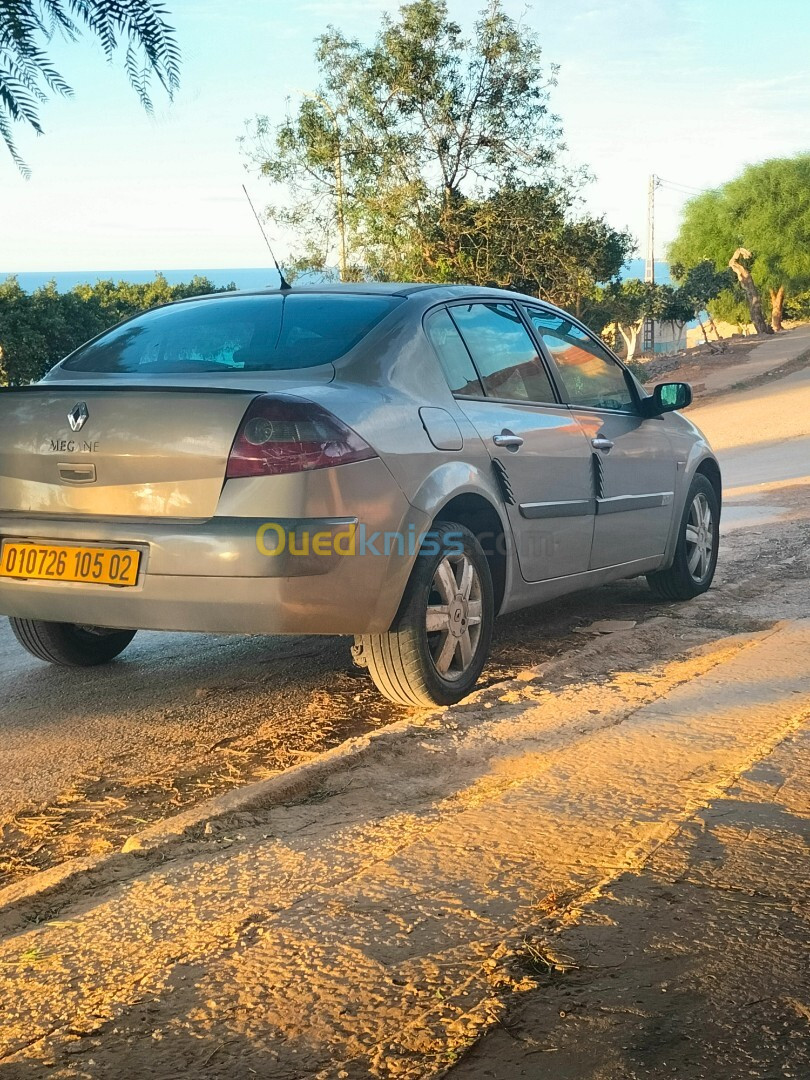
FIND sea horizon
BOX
[1,259,670,294]
[1,267,284,294]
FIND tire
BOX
[647,474,720,601]
[8,619,137,667]
[359,521,495,708]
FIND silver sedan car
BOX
[0,285,720,706]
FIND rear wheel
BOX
[8,619,137,667]
[647,475,719,601]
[359,522,494,708]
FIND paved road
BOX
[2,354,809,855]
[722,434,810,491]
[691,361,810,530]
[700,319,810,393]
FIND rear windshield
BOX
[61,293,403,373]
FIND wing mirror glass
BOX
[642,381,692,417]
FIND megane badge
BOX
[68,402,89,433]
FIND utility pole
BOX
[643,174,659,354]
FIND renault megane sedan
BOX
[0,285,720,706]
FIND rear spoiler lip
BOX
[0,384,264,395]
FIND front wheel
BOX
[647,475,720,601]
[9,619,137,667]
[359,521,494,707]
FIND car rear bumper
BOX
[0,510,430,635]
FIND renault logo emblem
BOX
[68,402,89,433]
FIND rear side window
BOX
[425,309,483,396]
[449,303,556,404]
[61,294,403,374]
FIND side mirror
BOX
[641,381,692,418]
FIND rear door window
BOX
[449,303,557,404]
[61,294,403,374]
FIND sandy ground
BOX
[452,722,810,1080]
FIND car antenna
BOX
[242,184,292,291]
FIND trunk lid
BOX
[0,383,282,519]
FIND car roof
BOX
[170,282,571,317]
[169,282,431,302]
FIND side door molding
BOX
[520,498,595,519]
[596,491,674,515]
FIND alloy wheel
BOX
[685,492,715,582]
[425,552,483,681]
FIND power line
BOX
[656,177,705,196]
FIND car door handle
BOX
[591,437,615,452]
[493,433,524,450]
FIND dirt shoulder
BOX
[636,322,810,400]
[0,485,808,1079]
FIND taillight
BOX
[226,394,377,478]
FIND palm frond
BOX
[0,103,30,175]
[0,0,180,174]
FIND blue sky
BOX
[2,0,809,272]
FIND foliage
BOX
[671,259,732,312]
[670,258,740,336]
[403,181,633,305]
[624,358,648,382]
[0,274,233,385]
[654,283,698,348]
[785,289,810,321]
[0,0,180,174]
[243,0,633,301]
[668,155,810,328]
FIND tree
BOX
[410,181,633,302]
[655,284,697,352]
[560,216,635,316]
[671,259,732,342]
[583,279,697,360]
[243,0,632,298]
[591,279,657,360]
[728,247,771,336]
[1,0,180,174]
[669,155,810,333]
[0,274,231,385]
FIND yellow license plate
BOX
[0,542,141,587]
